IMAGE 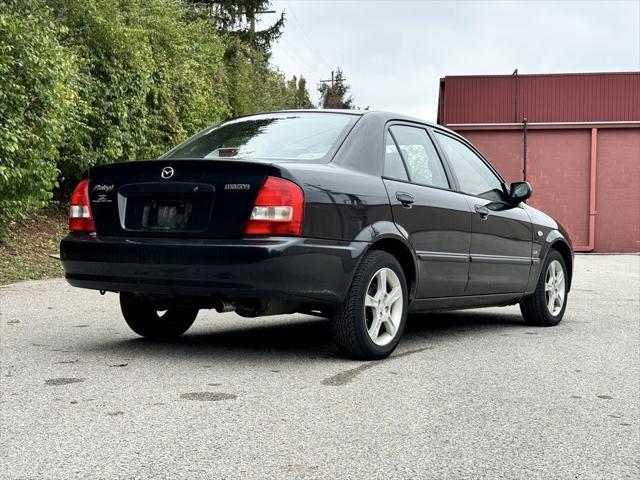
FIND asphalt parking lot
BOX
[1,254,638,479]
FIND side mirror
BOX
[509,181,532,204]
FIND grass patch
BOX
[0,206,68,285]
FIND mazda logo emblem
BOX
[161,166,174,179]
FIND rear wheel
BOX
[120,292,198,339]
[520,250,568,326]
[329,251,408,360]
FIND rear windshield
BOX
[162,112,358,161]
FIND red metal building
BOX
[438,72,640,252]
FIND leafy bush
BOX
[0,0,313,235]
[49,0,234,194]
[0,0,78,231]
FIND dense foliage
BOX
[0,0,312,232]
[0,1,77,230]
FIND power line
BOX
[279,35,326,81]
[283,1,333,71]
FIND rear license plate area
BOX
[143,199,192,230]
[124,197,212,232]
[120,183,214,233]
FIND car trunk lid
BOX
[88,159,281,238]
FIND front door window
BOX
[434,132,505,201]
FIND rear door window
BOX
[388,126,449,189]
[384,132,409,181]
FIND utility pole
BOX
[319,70,351,109]
[319,71,336,88]
[245,8,276,35]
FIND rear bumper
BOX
[60,234,367,304]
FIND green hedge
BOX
[0,0,310,233]
[0,1,77,230]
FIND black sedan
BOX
[60,110,573,360]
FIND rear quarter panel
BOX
[279,163,393,241]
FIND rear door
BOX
[432,130,533,295]
[382,124,471,298]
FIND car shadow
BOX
[78,309,527,363]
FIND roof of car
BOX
[268,109,443,129]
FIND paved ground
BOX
[1,255,638,479]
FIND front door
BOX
[433,131,533,295]
[382,125,472,298]
[463,195,533,294]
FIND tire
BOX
[120,292,198,339]
[329,250,408,360]
[520,250,568,326]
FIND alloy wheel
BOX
[545,259,565,316]
[364,267,404,346]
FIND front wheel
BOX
[520,250,568,326]
[120,292,198,339]
[329,251,408,360]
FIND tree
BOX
[287,75,314,109]
[318,68,354,109]
[186,0,285,56]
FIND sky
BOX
[260,0,640,120]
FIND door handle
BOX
[474,204,490,219]
[396,192,415,208]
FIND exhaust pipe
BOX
[235,299,298,318]
[213,300,235,313]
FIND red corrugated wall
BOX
[439,72,640,124]
[462,130,592,248]
[453,127,640,252]
[460,131,523,183]
[439,71,640,252]
[594,129,640,251]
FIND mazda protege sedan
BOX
[61,110,573,360]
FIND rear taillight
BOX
[244,176,304,236]
[69,179,95,232]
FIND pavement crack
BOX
[180,392,237,402]
[321,347,430,386]
[45,377,84,386]
[55,358,79,364]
